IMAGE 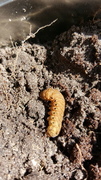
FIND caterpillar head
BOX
[40,88,54,100]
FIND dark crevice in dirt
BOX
[94,82,101,91]
[6,67,12,73]
[0,58,3,63]
[51,155,58,164]
[14,81,20,88]
[23,167,32,177]
[24,104,30,118]
[25,82,31,93]
[56,141,70,157]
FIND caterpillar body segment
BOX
[47,121,62,137]
[40,88,65,137]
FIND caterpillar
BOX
[40,88,65,137]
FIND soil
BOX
[0,21,101,180]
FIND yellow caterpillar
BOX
[40,88,65,137]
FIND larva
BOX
[40,88,65,137]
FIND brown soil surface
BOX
[0,21,101,180]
